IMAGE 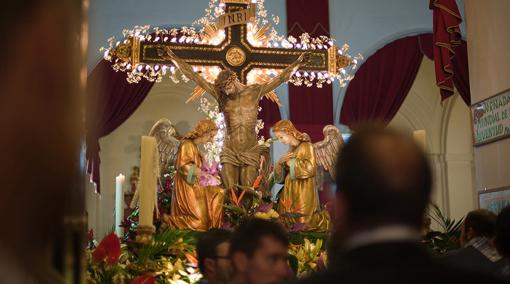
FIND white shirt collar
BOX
[343,225,422,251]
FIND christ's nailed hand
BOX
[157,46,175,58]
[298,52,312,65]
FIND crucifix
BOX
[109,0,352,94]
[107,0,353,193]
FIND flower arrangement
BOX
[86,232,327,283]
[86,230,201,284]
[288,238,325,278]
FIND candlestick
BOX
[115,174,125,237]
[139,136,158,229]
[413,130,426,152]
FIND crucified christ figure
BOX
[158,46,310,192]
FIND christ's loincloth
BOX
[220,144,268,168]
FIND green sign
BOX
[472,89,510,146]
[479,187,510,214]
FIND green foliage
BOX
[136,229,195,263]
[424,203,464,255]
[288,232,328,246]
[288,254,299,274]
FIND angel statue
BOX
[147,118,180,176]
[313,125,344,190]
[130,118,180,215]
[158,47,311,194]
[163,119,225,231]
[272,120,343,232]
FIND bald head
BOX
[336,126,432,229]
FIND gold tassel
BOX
[186,86,206,104]
[201,23,218,41]
[254,23,271,44]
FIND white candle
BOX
[413,130,426,152]
[115,174,125,237]
[139,136,158,228]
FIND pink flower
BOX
[199,162,221,186]
[317,252,327,271]
[255,203,273,213]
[92,233,121,265]
[222,221,233,230]
[289,223,306,233]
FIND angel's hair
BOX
[183,119,218,140]
[272,120,310,142]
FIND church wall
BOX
[465,0,510,194]
[445,96,476,220]
[389,58,475,222]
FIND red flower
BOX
[130,274,156,284]
[92,232,121,265]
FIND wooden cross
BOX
[110,0,351,85]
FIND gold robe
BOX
[166,140,224,231]
[276,141,330,232]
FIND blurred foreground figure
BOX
[495,206,510,278]
[0,0,84,283]
[294,126,506,284]
[229,219,290,284]
[444,209,505,275]
[197,229,233,284]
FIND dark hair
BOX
[464,209,497,238]
[336,125,432,228]
[230,218,289,257]
[196,229,232,273]
[214,69,237,91]
[495,206,510,257]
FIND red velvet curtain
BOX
[258,97,281,139]
[421,34,470,105]
[286,0,332,142]
[340,36,424,129]
[429,0,463,100]
[451,42,471,105]
[86,60,154,193]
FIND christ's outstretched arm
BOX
[258,52,311,97]
[158,47,218,99]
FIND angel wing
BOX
[148,118,180,175]
[313,125,344,181]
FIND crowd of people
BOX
[193,125,510,284]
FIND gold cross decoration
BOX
[106,0,356,94]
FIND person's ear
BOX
[231,252,248,272]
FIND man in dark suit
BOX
[495,206,510,278]
[294,126,507,284]
[444,209,505,275]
